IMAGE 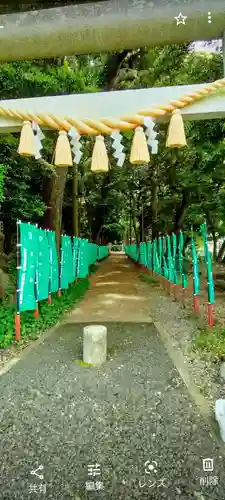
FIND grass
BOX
[139,273,158,285]
[74,360,96,368]
[193,325,225,359]
[0,263,98,349]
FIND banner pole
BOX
[15,219,21,341]
[191,229,200,314]
[58,234,62,296]
[47,230,52,304]
[201,222,215,327]
[34,223,39,319]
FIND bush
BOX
[0,273,93,349]
[193,326,225,359]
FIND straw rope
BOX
[0,78,224,135]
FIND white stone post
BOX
[83,325,107,366]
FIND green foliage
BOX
[0,44,225,260]
[74,359,96,368]
[139,273,158,285]
[0,277,90,348]
[194,326,225,359]
[0,163,6,203]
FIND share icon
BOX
[30,465,44,480]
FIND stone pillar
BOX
[83,325,107,366]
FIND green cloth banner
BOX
[179,231,188,289]
[153,239,160,273]
[60,235,73,289]
[172,233,178,284]
[36,228,49,301]
[191,236,200,296]
[158,237,163,275]
[18,222,37,312]
[162,236,168,278]
[78,239,89,278]
[73,237,80,280]
[98,246,109,260]
[47,230,59,293]
[163,255,168,279]
[167,235,174,282]
[200,223,215,304]
[89,243,98,265]
[147,242,152,270]
[17,222,102,312]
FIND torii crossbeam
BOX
[0,82,225,134]
[0,0,224,61]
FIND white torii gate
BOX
[0,0,224,61]
[0,82,225,134]
[0,2,224,131]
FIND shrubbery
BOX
[0,264,97,348]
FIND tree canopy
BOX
[0,43,224,266]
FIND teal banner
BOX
[179,231,188,289]
[60,235,73,289]
[191,237,200,295]
[89,243,98,265]
[172,233,178,285]
[36,228,49,301]
[200,223,215,304]
[146,242,152,270]
[98,245,109,261]
[167,235,173,282]
[18,222,37,312]
[158,238,163,275]
[17,222,102,313]
[47,230,59,293]
[67,237,73,285]
[78,239,89,278]
[73,237,80,280]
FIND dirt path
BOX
[68,254,152,323]
[0,254,225,499]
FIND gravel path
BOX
[0,256,225,499]
[138,276,225,409]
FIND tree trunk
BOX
[151,166,158,240]
[131,205,139,245]
[3,219,14,255]
[173,189,190,232]
[43,167,68,257]
[96,226,103,245]
[212,231,217,261]
[129,195,132,243]
[141,204,144,242]
[217,239,225,262]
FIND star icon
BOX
[174,12,187,25]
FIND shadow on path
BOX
[0,255,224,499]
